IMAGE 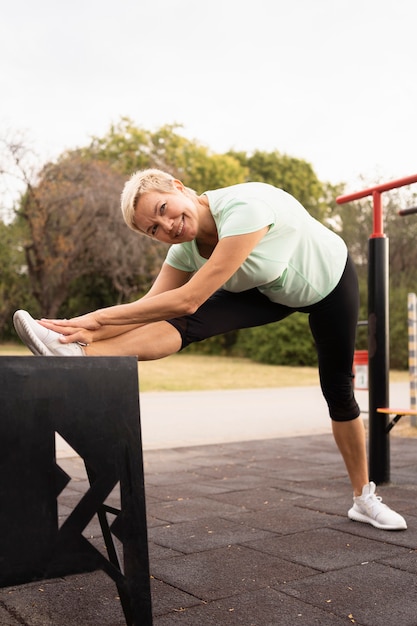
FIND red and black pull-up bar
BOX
[337,174,417,484]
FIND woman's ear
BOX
[172,179,185,192]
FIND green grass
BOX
[0,342,409,392]
[0,343,31,356]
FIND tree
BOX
[84,118,248,191]
[0,130,39,223]
[0,219,37,337]
[0,132,42,336]
[17,152,167,317]
[384,188,417,283]
[227,149,328,221]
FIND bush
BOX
[389,284,413,370]
[184,331,239,356]
[233,313,317,366]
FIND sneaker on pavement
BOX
[348,481,407,530]
[13,310,85,357]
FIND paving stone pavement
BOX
[0,432,416,626]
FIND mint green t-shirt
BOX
[165,182,347,308]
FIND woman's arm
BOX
[41,227,268,342]
[96,227,268,322]
[40,264,193,343]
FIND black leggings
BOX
[167,255,361,422]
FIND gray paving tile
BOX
[390,438,417,465]
[244,527,409,571]
[250,449,344,471]
[146,512,174,527]
[150,545,317,601]
[225,504,345,535]
[0,604,21,625]
[145,470,204,487]
[302,483,413,519]
[281,562,417,626]
[335,515,417,549]
[148,496,245,523]
[393,468,417,485]
[151,577,203,617]
[149,516,274,553]
[149,541,184,561]
[192,472,280,491]
[0,573,126,626]
[266,478,353,500]
[379,550,417,574]
[298,494,353,517]
[189,463,271,482]
[204,486,306,511]
[153,587,349,625]
[145,480,234,502]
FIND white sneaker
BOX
[13,310,85,357]
[348,482,407,530]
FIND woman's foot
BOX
[13,310,85,356]
[348,482,407,530]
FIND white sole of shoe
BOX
[348,508,407,531]
[13,310,54,356]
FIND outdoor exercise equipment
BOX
[406,291,417,425]
[337,174,417,484]
[0,357,152,626]
[398,206,417,216]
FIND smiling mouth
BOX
[175,216,185,237]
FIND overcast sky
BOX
[1,0,416,200]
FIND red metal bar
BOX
[336,173,417,238]
[372,191,383,238]
[336,174,417,204]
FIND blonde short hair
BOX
[120,169,177,232]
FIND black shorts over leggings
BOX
[167,255,361,422]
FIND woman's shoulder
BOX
[206,181,278,199]
[205,182,284,211]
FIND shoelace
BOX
[361,492,387,515]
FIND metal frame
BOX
[337,174,417,483]
[0,356,152,625]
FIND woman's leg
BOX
[85,321,182,359]
[84,287,292,359]
[306,256,368,495]
[15,289,290,358]
[167,288,292,349]
[331,417,368,496]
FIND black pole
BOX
[368,236,390,483]
[398,206,417,216]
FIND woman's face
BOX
[134,182,199,243]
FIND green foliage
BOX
[80,118,153,174]
[184,331,239,356]
[228,149,328,221]
[0,219,39,340]
[83,118,248,192]
[184,314,319,367]
[232,313,317,366]
[388,282,414,370]
[58,274,121,318]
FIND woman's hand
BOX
[39,313,102,344]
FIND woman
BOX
[14,168,407,530]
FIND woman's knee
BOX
[321,371,361,422]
